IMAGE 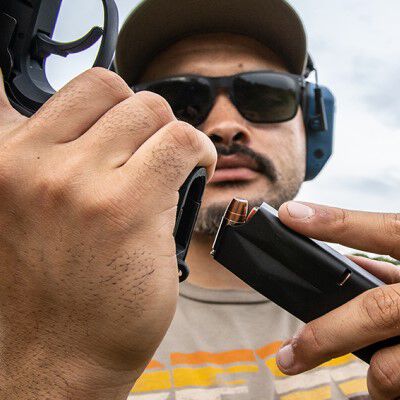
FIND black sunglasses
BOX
[133,71,305,126]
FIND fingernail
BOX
[286,202,315,219]
[276,344,295,370]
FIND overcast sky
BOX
[47,0,400,214]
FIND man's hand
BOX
[0,68,216,399]
[276,201,400,400]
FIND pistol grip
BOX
[175,167,207,282]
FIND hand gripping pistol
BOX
[0,0,206,281]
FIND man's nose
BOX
[200,93,251,146]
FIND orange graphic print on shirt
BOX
[128,341,369,399]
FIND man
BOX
[1,1,400,399]
[114,1,323,399]
[111,0,399,399]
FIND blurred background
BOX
[47,0,400,215]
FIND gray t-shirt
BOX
[128,282,370,400]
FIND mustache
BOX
[214,143,278,183]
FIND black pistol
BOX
[0,0,118,116]
[0,0,206,281]
[212,198,400,363]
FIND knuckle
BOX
[0,155,12,190]
[370,351,399,392]
[35,172,70,202]
[34,158,82,204]
[382,213,400,259]
[0,163,10,190]
[80,191,136,231]
[168,121,202,153]
[330,207,350,234]
[383,213,400,241]
[79,188,107,221]
[298,323,325,355]
[361,287,400,331]
[135,91,175,126]
[81,194,110,221]
[86,67,132,101]
[0,139,29,191]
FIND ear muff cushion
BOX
[302,83,335,181]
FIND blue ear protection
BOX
[302,56,335,181]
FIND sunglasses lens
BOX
[233,73,299,123]
[142,78,212,126]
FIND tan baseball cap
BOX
[115,0,308,85]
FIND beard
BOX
[193,144,304,236]
[194,180,302,236]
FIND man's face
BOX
[141,33,306,235]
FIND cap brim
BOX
[116,0,307,84]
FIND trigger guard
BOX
[93,0,119,68]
